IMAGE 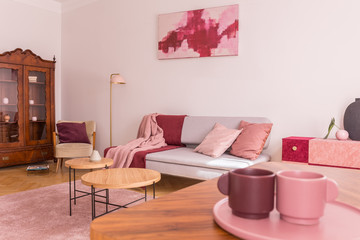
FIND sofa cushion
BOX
[146,160,230,180]
[146,147,270,171]
[230,120,273,160]
[194,123,241,157]
[156,115,186,146]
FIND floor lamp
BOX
[110,73,126,146]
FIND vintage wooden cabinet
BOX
[0,48,55,167]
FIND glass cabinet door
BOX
[0,64,23,147]
[25,66,51,145]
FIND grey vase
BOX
[344,98,360,140]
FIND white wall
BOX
[0,0,62,121]
[61,0,360,161]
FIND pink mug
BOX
[276,170,338,225]
[218,168,275,219]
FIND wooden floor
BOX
[0,160,202,197]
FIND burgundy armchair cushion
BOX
[56,122,90,144]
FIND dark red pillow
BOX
[156,115,186,146]
[56,122,90,144]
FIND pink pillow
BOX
[194,123,242,158]
[230,120,273,160]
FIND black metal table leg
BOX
[106,189,109,213]
[69,166,72,216]
[73,168,76,205]
[145,186,147,201]
[153,181,156,199]
[105,165,109,213]
[91,185,95,220]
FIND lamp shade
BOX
[110,73,126,84]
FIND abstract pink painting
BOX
[158,5,239,59]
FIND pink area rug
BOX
[0,181,145,240]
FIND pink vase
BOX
[336,130,349,140]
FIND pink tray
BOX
[213,198,360,240]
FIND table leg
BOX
[153,181,156,199]
[73,168,76,205]
[91,185,95,220]
[106,189,109,213]
[103,165,109,213]
[145,186,147,202]
[69,166,72,216]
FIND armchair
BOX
[53,120,96,172]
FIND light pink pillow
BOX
[194,123,242,158]
[230,120,273,160]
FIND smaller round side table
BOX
[64,157,113,216]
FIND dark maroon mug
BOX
[217,168,275,219]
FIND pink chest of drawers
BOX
[309,138,360,169]
[282,137,360,169]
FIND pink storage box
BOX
[309,138,360,169]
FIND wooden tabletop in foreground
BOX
[90,162,360,240]
[81,168,161,189]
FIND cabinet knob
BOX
[2,156,9,161]
[292,146,297,151]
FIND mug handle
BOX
[217,172,229,195]
[326,178,338,202]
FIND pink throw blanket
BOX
[106,113,167,168]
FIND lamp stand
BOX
[109,73,126,147]
[110,81,113,147]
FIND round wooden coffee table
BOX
[65,158,113,216]
[81,168,161,219]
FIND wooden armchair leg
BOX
[56,158,60,173]
[56,158,63,173]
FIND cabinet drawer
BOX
[0,152,26,167]
[282,137,315,163]
[26,147,53,162]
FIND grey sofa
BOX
[146,116,272,180]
